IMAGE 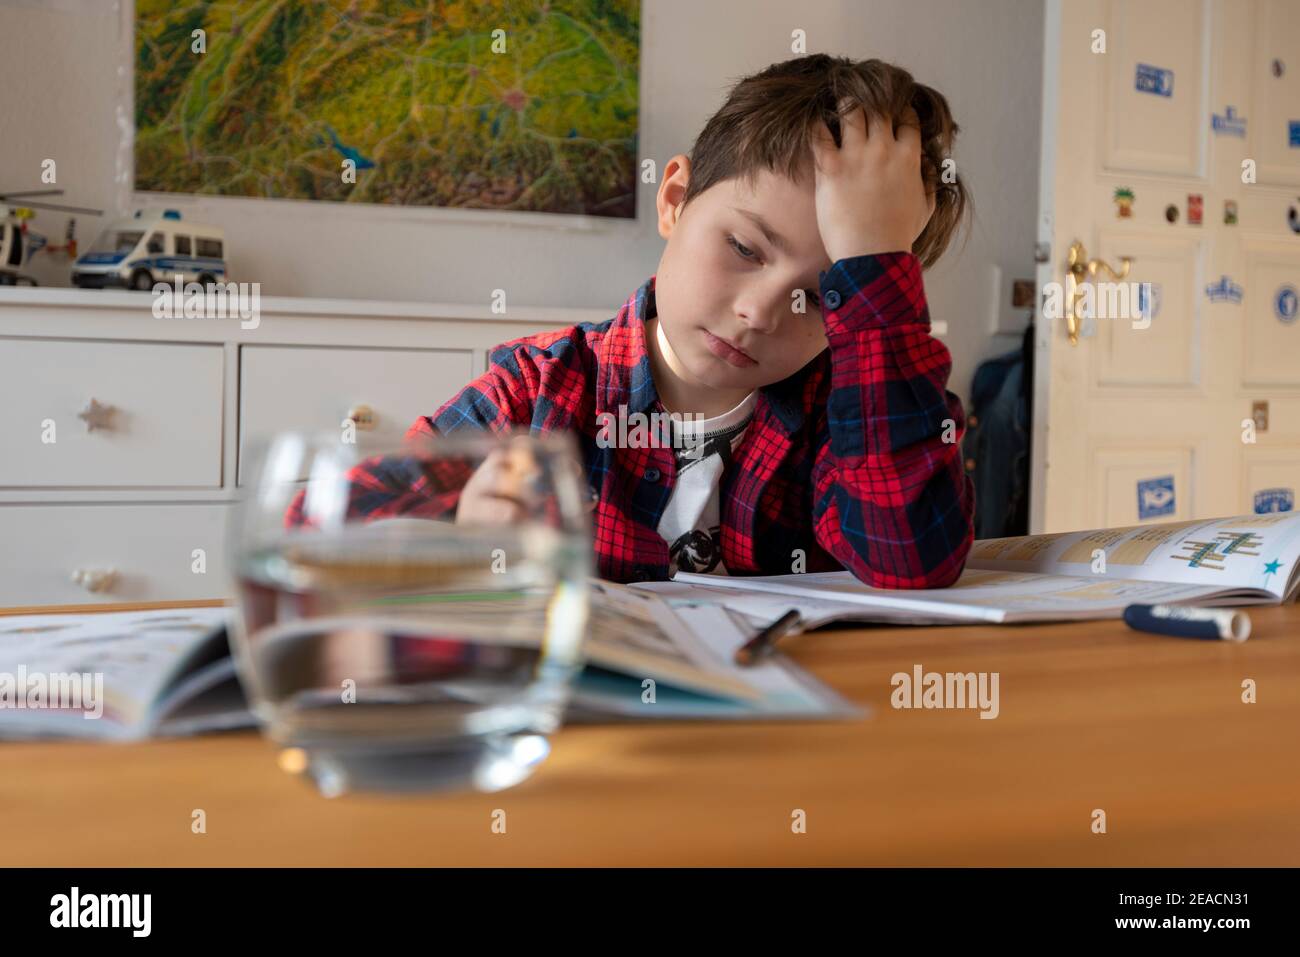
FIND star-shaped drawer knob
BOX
[77,398,117,432]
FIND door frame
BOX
[1029,0,1063,535]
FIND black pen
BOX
[1122,603,1251,642]
[734,609,803,666]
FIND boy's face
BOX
[652,155,834,406]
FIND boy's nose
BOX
[735,303,782,335]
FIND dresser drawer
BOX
[238,345,473,482]
[0,339,224,488]
[0,504,231,606]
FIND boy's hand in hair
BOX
[810,101,937,264]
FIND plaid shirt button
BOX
[823,288,842,309]
[643,467,661,482]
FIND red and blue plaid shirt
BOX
[289,251,974,587]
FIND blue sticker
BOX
[1211,106,1247,136]
[1135,63,1174,97]
[1290,121,1300,147]
[1255,488,1295,513]
[1137,281,1162,319]
[1276,284,1298,323]
[1138,476,1176,519]
[1205,275,1243,304]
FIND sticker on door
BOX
[1254,488,1294,513]
[1275,284,1298,323]
[1138,476,1176,520]
[1135,63,1174,97]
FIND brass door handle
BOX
[1065,240,1133,345]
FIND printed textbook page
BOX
[966,512,1300,600]
[654,512,1300,624]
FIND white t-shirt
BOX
[657,392,758,577]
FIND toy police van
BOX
[72,209,225,290]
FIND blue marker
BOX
[1122,604,1251,642]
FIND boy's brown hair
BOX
[680,54,970,270]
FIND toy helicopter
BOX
[0,189,103,286]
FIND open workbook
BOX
[637,512,1300,628]
[0,583,858,741]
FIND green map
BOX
[134,0,640,217]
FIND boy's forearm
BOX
[811,251,975,588]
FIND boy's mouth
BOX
[702,329,758,368]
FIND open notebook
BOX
[637,512,1300,629]
[0,583,859,741]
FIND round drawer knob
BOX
[345,403,377,431]
[71,567,117,593]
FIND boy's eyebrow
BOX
[731,205,831,284]
[730,206,791,255]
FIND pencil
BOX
[733,609,802,666]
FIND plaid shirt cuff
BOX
[819,252,927,339]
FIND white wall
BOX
[0,0,1044,405]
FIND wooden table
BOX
[2,600,1297,866]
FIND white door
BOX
[1032,0,1300,533]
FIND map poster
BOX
[133,0,640,217]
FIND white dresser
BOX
[0,287,603,606]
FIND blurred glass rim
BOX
[241,426,583,466]
[235,427,592,537]
[240,428,585,493]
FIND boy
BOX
[307,54,975,588]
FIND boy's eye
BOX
[726,234,757,260]
[728,235,821,309]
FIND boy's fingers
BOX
[837,97,867,151]
[864,108,892,149]
[810,112,838,172]
[474,494,527,526]
[894,117,922,157]
[484,444,543,499]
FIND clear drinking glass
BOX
[227,428,592,797]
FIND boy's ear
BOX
[656,153,692,238]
